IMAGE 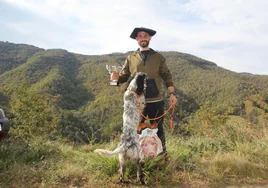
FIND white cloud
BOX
[1,0,268,74]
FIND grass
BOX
[0,115,268,187]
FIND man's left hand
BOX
[170,94,177,106]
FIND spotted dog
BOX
[94,72,147,184]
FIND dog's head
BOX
[128,72,147,96]
[139,134,163,158]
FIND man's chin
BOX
[139,42,149,48]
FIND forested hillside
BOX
[0,41,44,74]
[1,41,268,142]
[1,41,268,187]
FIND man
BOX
[111,27,177,157]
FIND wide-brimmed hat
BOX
[130,27,156,39]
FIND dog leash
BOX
[129,90,175,132]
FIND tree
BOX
[9,86,56,140]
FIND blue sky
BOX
[1,0,268,75]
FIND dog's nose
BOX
[148,152,156,158]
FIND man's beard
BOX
[138,40,150,48]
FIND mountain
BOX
[0,41,268,142]
[0,41,44,74]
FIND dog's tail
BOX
[94,145,124,156]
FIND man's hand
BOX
[170,94,177,105]
[110,72,119,80]
[168,86,177,105]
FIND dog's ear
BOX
[152,135,163,155]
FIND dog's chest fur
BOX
[119,73,146,159]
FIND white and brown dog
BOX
[94,72,147,184]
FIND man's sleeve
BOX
[160,55,174,87]
[118,56,131,83]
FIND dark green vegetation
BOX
[1,41,268,187]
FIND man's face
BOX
[136,31,151,48]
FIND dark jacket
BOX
[119,49,173,103]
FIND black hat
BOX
[130,27,156,39]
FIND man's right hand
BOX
[111,72,119,80]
